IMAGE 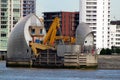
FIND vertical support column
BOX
[29,60,33,67]
[39,52,41,64]
[55,53,56,65]
[47,49,49,64]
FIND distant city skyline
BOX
[36,0,120,20]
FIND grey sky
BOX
[36,0,79,17]
[110,0,120,20]
[36,0,120,20]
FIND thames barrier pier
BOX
[6,14,97,68]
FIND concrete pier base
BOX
[6,58,32,67]
[64,53,98,68]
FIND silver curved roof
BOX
[76,23,93,46]
[7,14,45,60]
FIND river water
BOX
[0,61,120,80]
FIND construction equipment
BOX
[43,17,60,46]
[29,42,56,57]
[29,17,76,57]
[55,36,76,44]
[43,17,75,45]
[29,17,60,56]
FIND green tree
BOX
[106,48,112,55]
[100,48,105,55]
[100,48,112,55]
[116,48,120,53]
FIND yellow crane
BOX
[29,42,56,57]
[29,17,76,57]
[43,17,60,46]
[43,17,76,46]
[29,17,60,57]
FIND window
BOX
[86,19,91,21]
[13,9,19,12]
[31,29,35,34]
[93,11,96,13]
[40,29,42,34]
[86,15,91,17]
[116,30,120,32]
[1,33,6,37]
[85,41,87,43]
[93,15,96,17]
[116,38,120,40]
[86,11,91,13]
[93,23,96,25]
[116,34,120,37]
[1,21,7,24]
[1,13,5,16]
[93,27,96,29]
[86,2,97,5]
[86,6,97,9]
[1,0,7,3]
[93,19,96,21]
[1,9,7,11]
[1,25,7,28]
[116,42,120,45]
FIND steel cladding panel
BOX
[57,45,81,57]
[71,45,81,53]
[57,45,65,57]
[7,14,43,61]
[76,23,93,46]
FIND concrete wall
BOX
[86,54,98,66]
[64,53,98,67]
[57,45,81,57]
[98,55,120,69]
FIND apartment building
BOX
[23,0,36,16]
[80,0,110,49]
[109,21,120,48]
[0,0,36,54]
[43,11,79,37]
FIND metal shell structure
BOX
[76,23,94,46]
[76,23,94,53]
[7,14,46,66]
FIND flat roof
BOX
[110,21,120,25]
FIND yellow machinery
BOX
[29,17,76,57]
[29,42,56,57]
[42,17,76,45]
[43,17,75,46]
[43,17,60,46]
[29,17,60,57]
[55,36,76,44]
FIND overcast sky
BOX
[36,0,120,20]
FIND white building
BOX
[109,21,120,48]
[80,0,110,49]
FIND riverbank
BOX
[1,55,120,69]
[0,61,120,80]
[98,55,120,69]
